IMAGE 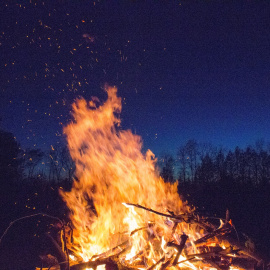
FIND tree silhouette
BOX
[60,145,75,182]
[160,154,175,182]
[196,154,215,183]
[177,145,188,182]
[23,148,44,179]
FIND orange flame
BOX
[61,86,217,267]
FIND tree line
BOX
[160,139,270,186]
[0,128,75,184]
[2,127,270,186]
[21,145,75,182]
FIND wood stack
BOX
[68,204,267,270]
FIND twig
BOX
[124,203,180,220]
[168,234,188,266]
[147,255,165,270]
[0,212,69,270]
[70,253,121,270]
[91,226,148,260]
[160,257,174,270]
[177,256,196,265]
[0,212,63,246]
[125,203,213,231]
[130,226,149,236]
[220,235,264,263]
[194,221,232,245]
[91,240,129,260]
[186,246,240,260]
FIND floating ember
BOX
[61,86,264,270]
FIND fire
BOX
[60,86,243,269]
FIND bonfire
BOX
[58,86,264,270]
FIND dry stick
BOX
[204,234,266,269]
[194,231,264,269]
[125,203,212,231]
[0,213,63,246]
[220,235,264,263]
[147,255,165,270]
[74,252,115,270]
[194,222,232,245]
[186,246,240,260]
[177,256,196,266]
[125,203,180,219]
[91,240,129,260]
[170,234,188,266]
[155,234,191,270]
[91,226,148,261]
[160,234,189,269]
[70,257,113,270]
[70,245,130,270]
[160,257,174,270]
[73,225,148,269]
[130,226,149,236]
[193,221,263,264]
[125,250,144,264]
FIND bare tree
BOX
[48,145,63,182]
[47,145,75,182]
[160,154,175,182]
[185,140,199,182]
[177,146,188,182]
[60,145,75,182]
[23,149,44,179]
[196,154,215,183]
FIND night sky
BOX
[1,0,270,156]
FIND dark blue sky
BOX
[1,0,270,155]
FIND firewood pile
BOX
[66,204,267,270]
[0,208,268,270]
